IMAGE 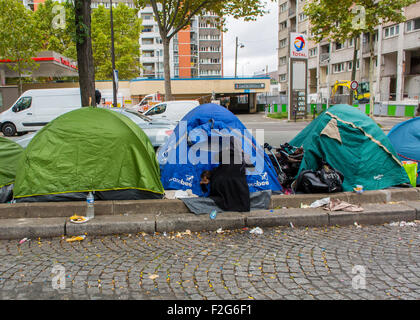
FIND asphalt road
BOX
[236,113,408,148]
[0,223,419,300]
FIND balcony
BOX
[289,8,296,17]
[319,53,330,65]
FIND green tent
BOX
[14,107,164,202]
[290,104,409,191]
[0,137,23,202]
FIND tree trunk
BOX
[74,0,95,107]
[349,37,358,105]
[162,37,173,101]
[368,32,375,118]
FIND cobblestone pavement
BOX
[0,223,419,300]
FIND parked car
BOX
[15,107,176,150]
[0,88,82,136]
[143,100,200,122]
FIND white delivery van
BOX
[0,88,82,136]
[143,100,199,122]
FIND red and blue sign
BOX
[294,36,306,52]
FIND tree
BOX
[0,0,41,95]
[34,0,77,61]
[73,0,96,107]
[133,0,267,100]
[91,4,142,80]
[304,0,416,115]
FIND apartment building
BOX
[140,6,223,79]
[23,0,223,79]
[278,0,420,103]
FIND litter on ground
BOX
[389,221,417,227]
[18,238,30,244]
[65,235,86,242]
[310,197,330,208]
[69,214,90,224]
[249,227,263,235]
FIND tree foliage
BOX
[304,0,416,111]
[34,0,77,60]
[304,0,416,43]
[0,0,42,94]
[91,4,142,80]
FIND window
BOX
[406,18,420,32]
[279,74,286,82]
[143,50,154,57]
[348,38,354,47]
[335,42,344,51]
[143,27,153,32]
[12,97,32,112]
[333,63,345,73]
[279,21,287,30]
[280,38,287,48]
[309,47,318,57]
[279,2,287,13]
[142,38,154,45]
[384,24,400,38]
[298,13,307,22]
[146,104,166,116]
[141,14,152,20]
[280,56,287,65]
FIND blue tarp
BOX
[157,103,283,196]
[388,117,420,185]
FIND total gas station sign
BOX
[290,33,308,59]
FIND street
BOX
[0,223,419,300]
[237,113,406,147]
[3,112,408,149]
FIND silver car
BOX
[14,108,176,150]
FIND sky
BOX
[223,1,278,77]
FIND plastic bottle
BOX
[209,209,217,220]
[86,191,94,219]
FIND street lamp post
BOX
[110,0,117,108]
[234,37,244,78]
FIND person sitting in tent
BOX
[199,136,251,212]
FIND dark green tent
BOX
[290,104,409,191]
[14,107,164,202]
[0,137,23,202]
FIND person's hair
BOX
[201,170,211,179]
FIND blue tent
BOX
[388,117,420,185]
[157,103,283,196]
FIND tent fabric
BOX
[14,107,164,202]
[387,117,420,185]
[0,137,23,203]
[0,137,24,188]
[157,103,282,196]
[290,104,409,191]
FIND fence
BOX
[257,102,419,118]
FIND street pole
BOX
[234,37,238,78]
[110,0,117,108]
[265,65,268,108]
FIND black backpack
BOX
[295,162,344,194]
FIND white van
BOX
[0,88,82,136]
[143,100,199,122]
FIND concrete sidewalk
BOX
[0,188,419,240]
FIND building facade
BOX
[278,0,420,104]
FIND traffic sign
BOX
[350,80,358,91]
